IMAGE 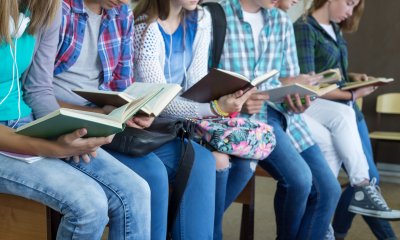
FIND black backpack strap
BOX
[202,2,227,68]
[167,125,195,237]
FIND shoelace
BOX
[366,178,390,211]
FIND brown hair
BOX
[308,0,365,33]
[134,0,170,24]
[0,0,60,44]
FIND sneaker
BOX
[348,178,400,220]
[323,224,335,240]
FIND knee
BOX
[320,178,342,204]
[283,170,313,194]
[143,161,169,195]
[192,142,217,173]
[63,187,109,227]
[331,106,356,127]
[213,152,230,170]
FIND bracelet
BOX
[349,90,356,102]
[212,100,229,117]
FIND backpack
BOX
[201,2,227,68]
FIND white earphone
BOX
[9,12,31,39]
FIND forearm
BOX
[0,126,58,157]
[322,89,352,101]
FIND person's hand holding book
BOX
[54,128,114,163]
[352,85,378,100]
[281,74,322,86]
[283,94,312,114]
[126,115,155,129]
[215,87,257,116]
[241,92,270,115]
[349,72,368,82]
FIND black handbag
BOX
[104,117,188,157]
[103,117,195,236]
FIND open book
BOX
[181,68,279,103]
[341,77,394,91]
[316,68,342,84]
[16,88,162,139]
[0,151,43,164]
[260,83,339,103]
[73,82,182,116]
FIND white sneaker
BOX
[323,224,335,240]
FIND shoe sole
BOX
[348,206,400,220]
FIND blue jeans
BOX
[258,108,341,240]
[332,116,397,239]
[0,117,151,240]
[107,138,216,240]
[214,158,257,240]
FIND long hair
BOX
[134,0,203,50]
[308,0,365,33]
[134,0,170,24]
[0,0,60,44]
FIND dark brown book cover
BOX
[181,69,278,103]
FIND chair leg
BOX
[240,175,255,240]
[372,140,379,164]
[47,208,62,240]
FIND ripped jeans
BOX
[214,157,257,240]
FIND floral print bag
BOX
[194,117,276,160]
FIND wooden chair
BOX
[369,93,400,162]
[234,166,271,240]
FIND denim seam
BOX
[69,163,137,240]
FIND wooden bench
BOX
[0,194,59,240]
[233,166,272,240]
[0,167,270,240]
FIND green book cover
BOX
[16,109,123,139]
[16,88,163,139]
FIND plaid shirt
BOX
[217,0,314,152]
[294,15,349,84]
[54,0,134,91]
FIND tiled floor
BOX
[102,176,399,239]
[222,177,400,240]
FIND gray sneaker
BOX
[348,178,400,220]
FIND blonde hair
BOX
[0,0,60,44]
[307,0,365,32]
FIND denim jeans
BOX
[332,116,397,240]
[107,138,216,240]
[258,108,341,240]
[213,158,257,240]
[1,116,151,240]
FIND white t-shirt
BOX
[319,23,337,41]
[242,10,263,59]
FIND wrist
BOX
[211,100,229,117]
[349,90,356,102]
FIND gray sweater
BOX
[22,6,61,119]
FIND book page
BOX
[251,69,279,87]
[316,68,342,84]
[0,151,43,163]
[124,83,182,116]
[109,88,163,122]
[216,68,249,81]
[260,83,337,103]
[341,77,394,90]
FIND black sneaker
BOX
[348,178,400,220]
